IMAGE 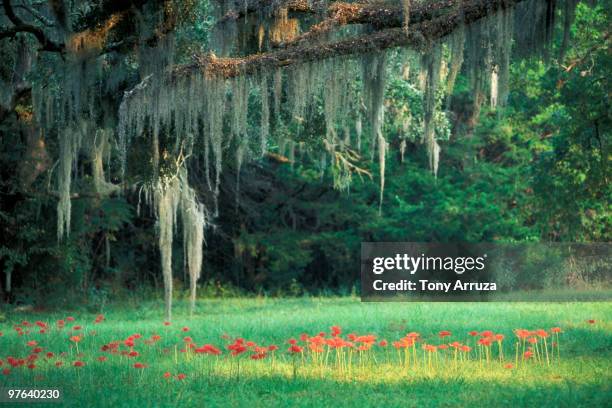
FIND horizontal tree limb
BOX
[175,0,522,79]
[273,0,457,49]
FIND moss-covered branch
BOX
[176,0,523,79]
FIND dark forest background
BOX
[0,1,609,307]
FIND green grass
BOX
[1,297,611,407]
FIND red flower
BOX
[2,369,9,375]
[182,327,189,332]
[27,340,37,347]
[494,334,505,341]
[288,345,303,353]
[33,347,43,353]
[527,337,538,344]
[438,344,448,350]
[468,331,478,337]
[177,373,186,380]
[299,333,309,342]
[331,326,342,337]
[55,361,63,367]
[97,356,108,362]
[231,347,246,356]
[124,339,135,348]
[183,336,193,343]
[72,326,82,331]
[288,339,297,345]
[587,319,596,324]
[524,351,534,359]
[250,353,266,360]
[27,363,36,370]
[163,321,171,326]
[46,352,54,358]
[12,358,25,367]
[66,317,75,322]
[73,361,85,367]
[268,345,278,352]
[163,372,171,378]
[478,337,492,346]
[94,315,105,323]
[228,341,247,356]
[379,340,388,347]
[551,327,562,333]
[392,340,407,349]
[194,344,222,355]
[128,351,139,357]
[354,335,376,345]
[461,345,471,352]
[133,363,146,369]
[70,335,82,343]
[480,330,493,338]
[438,331,451,338]
[504,363,514,369]
[515,329,531,339]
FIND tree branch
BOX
[273,0,457,49]
[1,0,64,52]
[13,3,55,27]
[177,0,522,79]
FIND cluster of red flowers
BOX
[513,328,563,361]
[163,372,186,380]
[226,338,278,359]
[0,315,585,380]
[194,344,222,355]
[392,332,420,349]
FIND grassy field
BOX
[0,297,610,407]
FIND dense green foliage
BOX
[0,1,609,304]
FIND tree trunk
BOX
[189,274,197,317]
[5,270,11,293]
[163,264,173,321]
